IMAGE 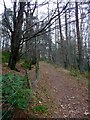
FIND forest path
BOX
[1,62,89,118]
[35,61,89,118]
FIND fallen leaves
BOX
[84,110,89,116]
[38,101,42,104]
[60,104,65,109]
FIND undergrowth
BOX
[1,73,31,109]
[2,51,10,63]
[21,60,30,69]
[69,68,80,77]
[32,105,47,113]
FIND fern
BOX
[2,73,31,109]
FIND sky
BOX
[0,0,12,14]
[0,0,48,14]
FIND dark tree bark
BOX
[57,0,65,68]
[8,2,25,70]
[48,2,52,61]
[75,2,83,72]
[65,10,68,68]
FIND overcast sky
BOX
[0,0,48,14]
[0,0,12,14]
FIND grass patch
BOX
[2,51,10,63]
[69,68,80,77]
[32,105,47,113]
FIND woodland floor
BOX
[1,61,90,119]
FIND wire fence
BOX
[0,72,31,120]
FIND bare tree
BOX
[75,1,83,72]
[2,0,69,70]
[57,0,66,68]
[8,2,26,70]
[47,1,52,61]
[65,9,69,68]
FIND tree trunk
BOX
[57,0,65,67]
[8,2,25,70]
[65,10,68,68]
[48,2,52,61]
[75,2,83,72]
[8,32,19,70]
[8,49,19,70]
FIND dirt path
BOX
[37,62,89,118]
